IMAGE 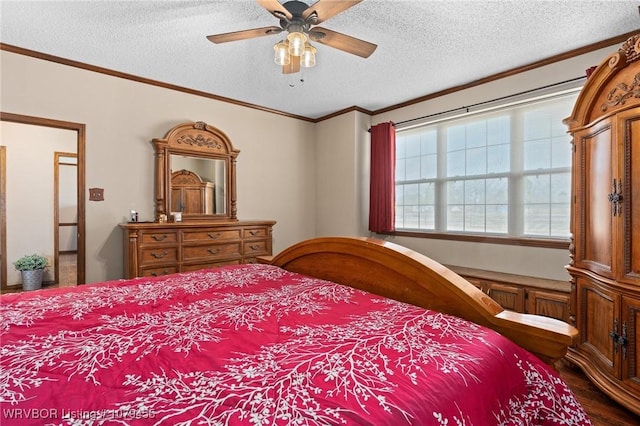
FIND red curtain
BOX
[369,122,396,233]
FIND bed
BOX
[1,237,589,425]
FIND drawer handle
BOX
[208,248,221,255]
[207,232,221,240]
[152,234,168,242]
[151,250,169,259]
[249,245,261,251]
[150,270,169,277]
[249,230,259,236]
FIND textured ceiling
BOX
[1,1,639,119]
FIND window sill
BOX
[378,230,570,250]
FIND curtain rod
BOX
[368,75,586,132]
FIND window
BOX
[395,91,578,240]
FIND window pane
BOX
[447,180,464,204]
[447,150,465,176]
[419,205,435,229]
[447,126,465,151]
[395,158,406,181]
[524,139,551,170]
[524,109,551,140]
[551,173,570,203]
[405,156,421,180]
[551,204,570,237]
[447,205,464,231]
[465,205,485,232]
[487,116,510,145]
[524,175,550,204]
[487,144,510,173]
[404,183,419,204]
[486,178,508,204]
[419,182,435,204]
[465,180,485,204]
[395,184,404,205]
[406,133,421,157]
[551,136,571,168]
[524,204,550,236]
[396,136,406,159]
[421,154,437,179]
[466,121,486,148]
[395,205,404,228]
[466,147,486,175]
[404,206,419,229]
[421,130,438,154]
[486,205,508,233]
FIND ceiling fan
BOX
[206,0,377,74]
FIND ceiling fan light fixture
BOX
[274,40,291,65]
[286,31,307,56]
[301,44,316,68]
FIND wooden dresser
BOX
[563,34,640,414]
[121,221,275,278]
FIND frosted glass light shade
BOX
[301,44,316,68]
[287,31,307,56]
[274,41,290,65]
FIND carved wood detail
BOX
[601,72,640,112]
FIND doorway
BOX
[0,112,85,290]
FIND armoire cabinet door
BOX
[573,119,615,280]
[618,108,640,286]
[621,296,640,393]
[576,276,620,377]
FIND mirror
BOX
[170,155,226,215]
[153,121,239,221]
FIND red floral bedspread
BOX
[1,264,590,425]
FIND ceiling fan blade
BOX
[206,26,282,44]
[302,0,362,23]
[257,0,293,20]
[283,55,301,74]
[311,27,376,58]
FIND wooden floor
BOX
[557,362,640,425]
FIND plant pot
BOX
[21,269,44,291]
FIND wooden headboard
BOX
[262,236,578,366]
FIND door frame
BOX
[0,112,86,286]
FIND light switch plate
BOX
[89,187,104,201]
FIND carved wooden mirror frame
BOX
[152,121,239,221]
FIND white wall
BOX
[314,110,373,237]
[1,51,317,283]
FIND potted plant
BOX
[13,254,48,291]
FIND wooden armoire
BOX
[564,34,640,414]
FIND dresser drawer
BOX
[182,242,242,261]
[243,227,268,239]
[182,229,241,242]
[140,231,178,245]
[182,259,241,272]
[243,240,269,257]
[140,247,179,265]
[141,266,178,277]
